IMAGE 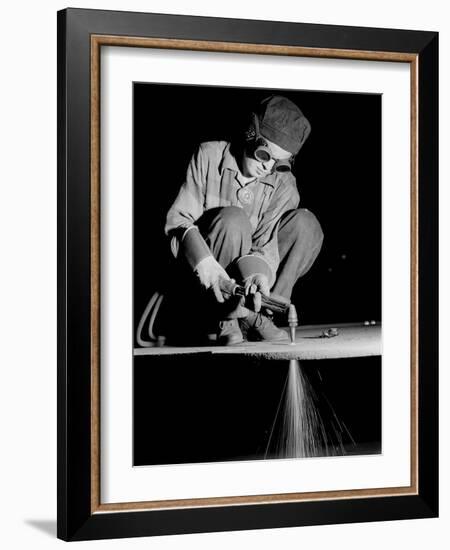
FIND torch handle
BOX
[219,278,290,315]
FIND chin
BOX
[247,165,263,178]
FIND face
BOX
[241,137,292,178]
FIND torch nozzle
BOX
[288,304,298,345]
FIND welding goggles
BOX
[245,113,294,173]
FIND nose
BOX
[262,158,275,172]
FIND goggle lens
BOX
[254,147,271,163]
[274,161,291,173]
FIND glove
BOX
[243,273,270,313]
[194,256,231,303]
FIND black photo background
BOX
[133,83,381,466]
[133,83,381,330]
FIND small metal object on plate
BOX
[322,327,339,338]
[156,336,166,347]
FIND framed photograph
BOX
[57,8,438,541]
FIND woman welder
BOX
[165,95,323,345]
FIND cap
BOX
[256,95,311,155]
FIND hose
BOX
[136,291,165,347]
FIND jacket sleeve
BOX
[236,175,300,286]
[164,144,212,268]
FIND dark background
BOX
[133,83,382,466]
[133,83,382,331]
[134,355,381,465]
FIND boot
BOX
[240,311,289,342]
[217,319,244,346]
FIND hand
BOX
[243,274,270,313]
[194,256,231,303]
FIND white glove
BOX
[194,256,231,303]
[243,273,270,313]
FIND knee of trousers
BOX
[286,208,324,247]
[214,206,252,235]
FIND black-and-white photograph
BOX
[133,83,382,466]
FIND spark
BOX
[265,360,353,459]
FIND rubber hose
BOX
[136,291,165,347]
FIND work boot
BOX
[217,319,244,346]
[240,311,289,342]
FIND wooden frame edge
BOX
[92,34,418,62]
[89,34,420,514]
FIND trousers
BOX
[159,206,323,341]
[196,205,324,300]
